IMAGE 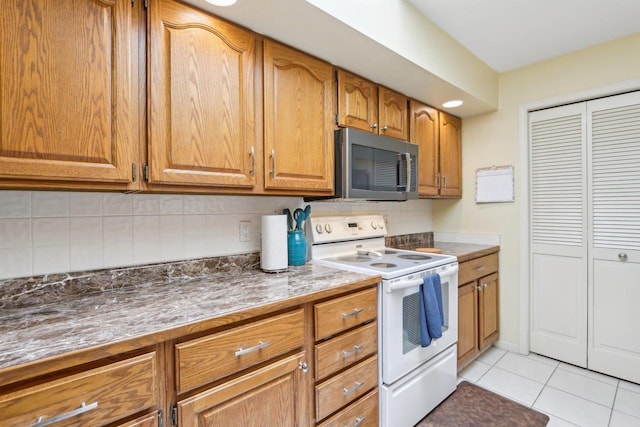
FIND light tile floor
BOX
[458,347,640,427]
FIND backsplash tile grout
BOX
[0,190,434,280]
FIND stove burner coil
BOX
[370,262,398,268]
[397,254,432,260]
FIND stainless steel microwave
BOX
[332,127,418,201]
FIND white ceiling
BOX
[406,0,640,72]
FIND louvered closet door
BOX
[587,91,640,384]
[529,104,588,367]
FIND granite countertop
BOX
[0,259,378,372]
[434,241,500,263]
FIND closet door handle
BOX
[618,253,628,261]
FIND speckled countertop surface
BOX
[433,242,500,263]
[0,257,378,371]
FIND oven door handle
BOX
[384,265,459,293]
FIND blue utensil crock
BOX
[287,230,307,266]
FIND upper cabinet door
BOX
[410,101,439,197]
[379,87,408,141]
[263,40,334,192]
[0,0,136,187]
[337,69,379,134]
[439,111,462,197]
[148,0,257,188]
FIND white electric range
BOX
[307,215,459,427]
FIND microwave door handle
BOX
[405,152,411,195]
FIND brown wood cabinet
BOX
[147,0,258,189]
[263,40,335,193]
[457,252,500,370]
[409,101,462,198]
[313,288,379,425]
[0,0,138,190]
[0,352,160,427]
[337,70,408,141]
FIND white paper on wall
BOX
[475,165,515,203]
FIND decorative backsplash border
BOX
[386,231,434,250]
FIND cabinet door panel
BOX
[0,0,135,185]
[337,69,378,133]
[457,282,479,367]
[263,41,334,192]
[479,272,499,350]
[410,101,439,197]
[379,87,408,141]
[178,353,305,427]
[148,0,256,187]
[438,111,462,197]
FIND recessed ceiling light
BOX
[204,0,237,6]
[442,100,463,108]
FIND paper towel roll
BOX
[261,215,288,272]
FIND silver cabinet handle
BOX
[270,149,275,178]
[619,253,628,261]
[343,381,364,396]
[342,308,364,319]
[475,266,486,271]
[341,344,363,358]
[477,285,482,291]
[436,172,441,190]
[370,123,378,131]
[298,361,309,373]
[32,402,98,427]
[443,174,447,190]
[235,340,272,357]
[482,283,488,289]
[350,416,366,427]
[249,146,255,177]
[381,125,388,132]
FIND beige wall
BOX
[433,33,640,348]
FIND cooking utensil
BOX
[293,208,305,231]
[283,208,293,231]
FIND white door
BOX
[587,91,640,383]
[529,104,588,367]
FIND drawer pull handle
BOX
[343,381,364,396]
[32,401,98,427]
[342,344,364,358]
[349,416,366,427]
[342,308,364,319]
[235,340,272,357]
[475,266,486,271]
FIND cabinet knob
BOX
[298,361,309,373]
[371,123,378,130]
[381,125,388,132]
[619,253,628,261]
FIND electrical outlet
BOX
[239,221,251,242]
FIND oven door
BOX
[380,263,458,384]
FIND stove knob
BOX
[378,221,385,229]
[324,224,332,233]
[315,224,323,234]
[371,221,377,230]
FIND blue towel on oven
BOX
[418,273,444,347]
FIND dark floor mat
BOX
[415,381,549,427]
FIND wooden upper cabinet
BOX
[337,69,379,134]
[379,86,408,140]
[439,111,462,197]
[263,40,334,192]
[147,0,258,188]
[409,101,439,197]
[337,71,409,141]
[0,0,137,188]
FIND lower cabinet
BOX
[0,352,160,427]
[313,288,379,425]
[177,352,306,426]
[457,252,500,370]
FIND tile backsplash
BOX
[0,191,433,280]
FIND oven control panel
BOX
[306,214,387,244]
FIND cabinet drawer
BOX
[315,288,377,340]
[315,355,378,421]
[315,321,377,381]
[176,309,304,392]
[459,253,498,285]
[0,353,157,427]
[317,389,378,427]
